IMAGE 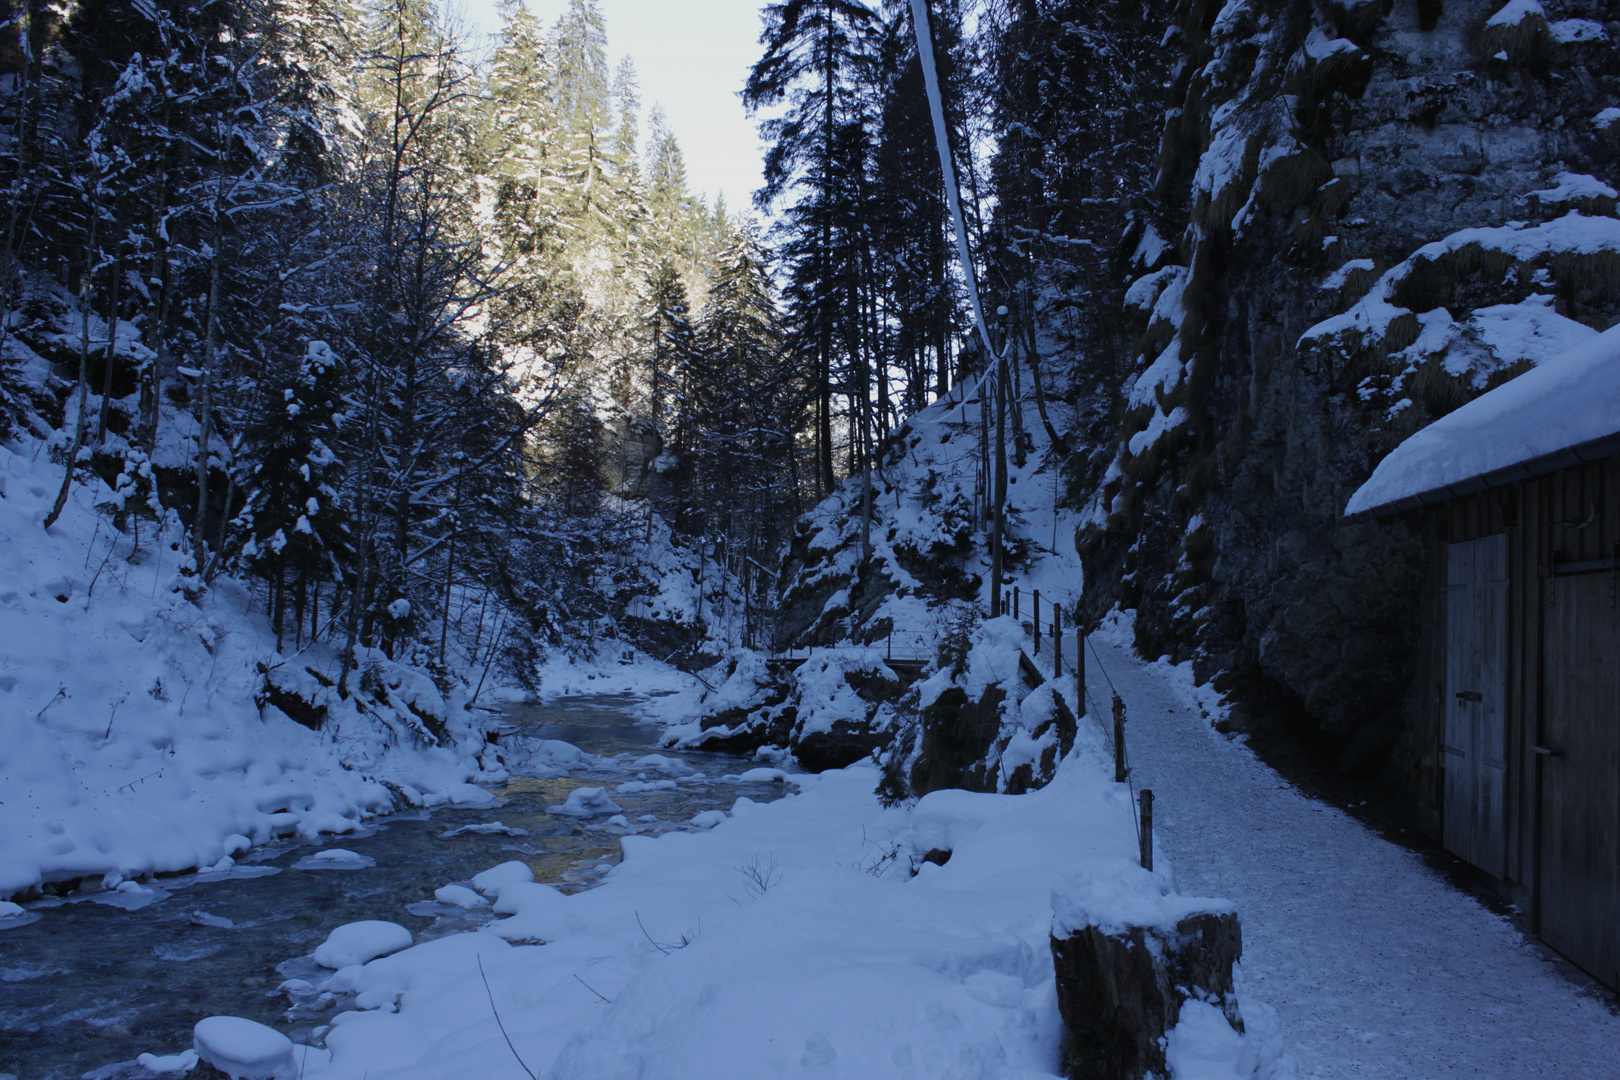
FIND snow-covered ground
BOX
[152,678,1293,1080]
[0,443,499,900]
[1084,617,1620,1079]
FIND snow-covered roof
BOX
[1345,323,1620,518]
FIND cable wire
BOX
[909,0,1007,380]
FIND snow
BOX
[1346,323,1620,515]
[192,1016,296,1080]
[433,884,489,909]
[262,745,1288,1080]
[1595,107,1620,129]
[1082,632,1620,1078]
[1528,171,1617,204]
[137,1049,200,1073]
[0,900,25,918]
[614,779,676,793]
[1128,405,1190,458]
[1548,18,1606,43]
[1050,866,1235,937]
[686,808,727,828]
[734,767,791,783]
[0,441,500,901]
[1485,0,1544,28]
[1194,124,1252,204]
[1303,27,1360,60]
[1129,336,1188,407]
[313,921,414,968]
[546,785,623,816]
[471,860,535,896]
[1300,213,1620,355]
[1446,294,1596,385]
[1317,258,1374,293]
[292,849,376,870]
[439,821,529,838]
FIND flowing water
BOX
[0,694,791,1080]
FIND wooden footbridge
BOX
[766,587,1086,696]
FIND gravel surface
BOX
[1080,633,1620,1080]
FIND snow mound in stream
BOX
[313,921,414,969]
[192,1016,296,1080]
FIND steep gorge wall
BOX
[1077,0,1620,789]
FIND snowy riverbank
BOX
[0,444,501,901]
[159,694,1294,1080]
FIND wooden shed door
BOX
[1541,567,1620,988]
[1444,534,1508,879]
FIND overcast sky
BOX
[451,0,772,217]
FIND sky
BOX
[451,0,773,217]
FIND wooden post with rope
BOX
[1113,694,1127,783]
[1032,589,1041,653]
[1053,606,1062,677]
[1139,790,1154,871]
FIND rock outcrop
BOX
[1077,0,1620,801]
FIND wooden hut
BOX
[1346,326,1620,990]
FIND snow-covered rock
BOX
[1347,324,1620,515]
[432,884,488,909]
[293,848,376,870]
[136,1049,200,1074]
[546,786,622,817]
[313,921,414,969]
[192,1016,296,1080]
[471,860,534,896]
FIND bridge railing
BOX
[766,628,936,667]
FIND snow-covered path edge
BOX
[1083,620,1620,1080]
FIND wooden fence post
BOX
[1077,619,1086,710]
[1032,589,1041,653]
[1113,694,1127,783]
[1053,606,1063,677]
[1014,586,1020,621]
[1139,790,1153,870]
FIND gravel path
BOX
[1078,634,1620,1080]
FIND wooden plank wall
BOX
[1420,455,1620,917]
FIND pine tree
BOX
[744,0,883,496]
[235,339,353,649]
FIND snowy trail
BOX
[1080,635,1620,1080]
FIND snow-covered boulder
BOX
[312,921,413,969]
[471,860,534,896]
[546,786,622,817]
[192,1016,296,1080]
[433,884,488,909]
[293,848,375,870]
[136,1049,199,1074]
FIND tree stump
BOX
[1050,909,1242,1080]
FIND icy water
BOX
[0,694,790,1080]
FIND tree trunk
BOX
[95,254,121,445]
[990,361,1007,618]
[44,212,98,532]
[194,210,223,564]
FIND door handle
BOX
[1455,690,1483,703]
[1533,745,1562,758]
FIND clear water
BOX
[0,694,788,1080]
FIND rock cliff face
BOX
[1078,0,1620,789]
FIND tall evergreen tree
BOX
[744,0,882,497]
